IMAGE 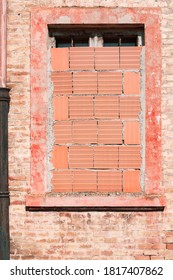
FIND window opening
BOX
[49,25,144,48]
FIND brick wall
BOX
[51,46,141,193]
[0,0,6,87]
[7,0,173,259]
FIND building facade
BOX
[3,0,173,259]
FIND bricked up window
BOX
[49,26,144,194]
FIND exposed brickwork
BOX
[0,0,7,87]
[6,0,173,260]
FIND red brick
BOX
[120,47,142,69]
[54,121,72,144]
[98,72,122,95]
[73,72,97,95]
[95,47,119,70]
[69,96,94,119]
[98,120,122,144]
[51,48,69,71]
[51,171,73,192]
[135,256,150,260]
[119,146,141,168]
[124,72,140,94]
[52,72,72,95]
[94,146,118,168]
[166,244,173,250]
[69,146,93,168]
[94,96,119,119]
[73,171,97,192]
[73,120,97,144]
[53,96,68,120]
[151,256,165,260]
[70,47,94,70]
[98,171,122,192]
[120,96,140,119]
[124,121,140,144]
[123,170,140,193]
[52,146,68,169]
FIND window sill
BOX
[25,193,165,211]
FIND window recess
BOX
[49,25,144,47]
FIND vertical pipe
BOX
[0,88,10,260]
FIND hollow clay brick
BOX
[73,170,97,192]
[73,72,97,95]
[69,96,94,119]
[69,146,94,169]
[53,96,68,120]
[52,72,72,95]
[94,96,119,119]
[98,72,122,95]
[94,146,118,169]
[123,170,140,193]
[95,47,119,70]
[98,120,122,144]
[124,121,140,144]
[52,146,68,169]
[51,170,73,192]
[70,47,94,70]
[98,171,122,192]
[124,72,140,95]
[51,48,69,71]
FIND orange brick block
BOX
[94,96,119,119]
[124,121,140,144]
[95,47,119,70]
[73,72,97,95]
[73,170,97,192]
[54,121,72,144]
[120,96,140,119]
[94,146,118,169]
[123,170,140,193]
[51,48,69,71]
[120,47,142,69]
[52,72,72,95]
[69,146,94,168]
[124,72,140,94]
[52,171,73,192]
[70,47,94,70]
[98,171,122,192]
[69,96,94,119]
[98,120,122,144]
[119,146,141,168]
[98,72,122,94]
[52,146,68,169]
[73,120,97,144]
[53,96,68,120]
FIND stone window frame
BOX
[26,7,164,209]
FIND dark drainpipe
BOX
[0,88,10,259]
[0,0,10,260]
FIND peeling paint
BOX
[29,7,163,207]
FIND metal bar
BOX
[26,206,165,212]
[0,87,10,260]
